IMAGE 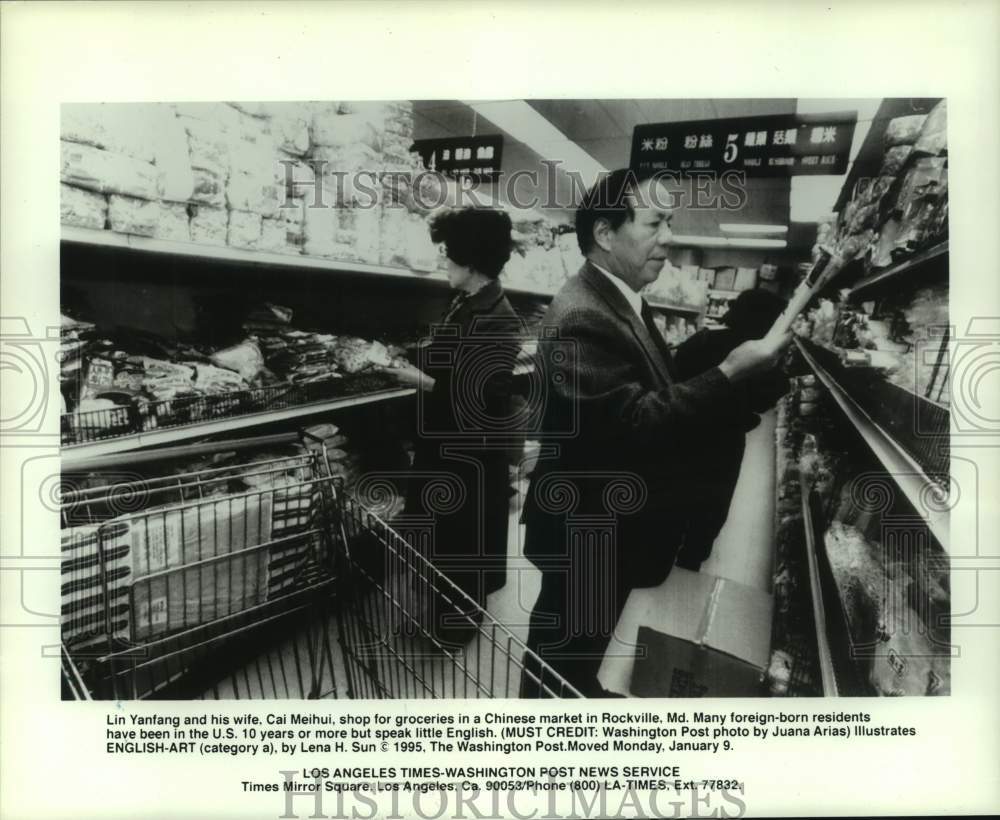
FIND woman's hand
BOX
[390,363,434,392]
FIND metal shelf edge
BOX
[61,226,451,285]
[800,476,840,697]
[61,388,416,463]
[795,339,950,553]
[848,241,949,297]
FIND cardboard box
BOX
[713,267,737,291]
[734,267,759,291]
[599,567,772,697]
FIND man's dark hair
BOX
[575,167,663,255]
[429,207,513,279]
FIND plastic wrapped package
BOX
[403,213,438,272]
[188,167,226,207]
[61,103,158,164]
[226,136,278,181]
[914,99,947,156]
[173,102,242,132]
[108,195,190,241]
[61,141,160,200]
[226,171,282,216]
[150,109,196,203]
[180,118,230,177]
[378,206,409,267]
[883,114,927,148]
[311,111,382,151]
[209,340,265,383]
[226,101,270,119]
[61,184,108,230]
[301,196,338,257]
[353,206,381,264]
[189,204,228,246]
[227,210,262,250]
[273,156,316,202]
[879,145,914,177]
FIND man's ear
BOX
[593,217,614,252]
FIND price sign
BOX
[630,112,857,177]
[412,136,504,183]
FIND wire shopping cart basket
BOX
[60,437,581,700]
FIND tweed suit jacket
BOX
[522,261,744,587]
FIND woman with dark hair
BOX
[392,207,520,645]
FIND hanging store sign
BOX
[630,111,857,177]
[412,136,504,183]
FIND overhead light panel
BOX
[672,235,787,249]
[463,100,607,187]
[719,224,789,235]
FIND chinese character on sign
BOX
[684,135,698,149]
[755,130,767,146]
[476,146,494,160]
[810,126,835,144]
[699,134,713,148]
[773,129,787,145]
[744,132,757,147]
[784,128,798,145]
[642,138,654,151]
[655,137,669,150]
[442,149,450,161]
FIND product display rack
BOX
[795,338,949,554]
[61,226,703,317]
[848,241,948,299]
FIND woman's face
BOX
[445,252,473,290]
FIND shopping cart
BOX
[60,434,581,700]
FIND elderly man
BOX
[520,168,790,697]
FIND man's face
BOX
[604,179,675,291]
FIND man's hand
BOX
[718,330,793,383]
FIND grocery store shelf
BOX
[849,241,948,297]
[800,475,840,697]
[795,339,950,553]
[61,226,452,286]
[708,288,740,299]
[61,388,416,463]
[62,228,709,312]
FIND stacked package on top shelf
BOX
[61,100,439,268]
[642,262,708,311]
[503,210,569,293]
[824,100,948,273]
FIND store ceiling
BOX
[412,98,800,242]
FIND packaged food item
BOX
[61,184,108,230]
[914,99,947,156]
[61,103,158,164]
[227,210,262,250]
[883,114,927,148]
[879,145,913,177]
[61,141,160,200]
[107,195,190,241]
[189,205,228,246]
[209,340,264,383]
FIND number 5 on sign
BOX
[723,133,739,163]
